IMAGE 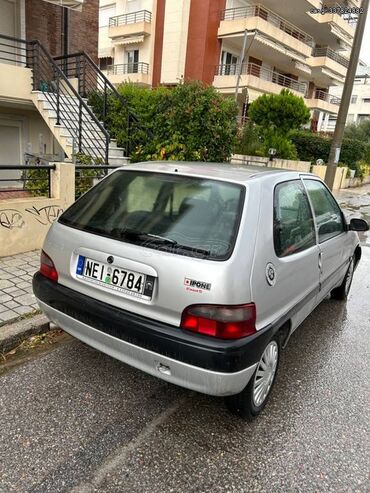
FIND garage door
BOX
[0,123,22,187]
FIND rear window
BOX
[59,170,245,260]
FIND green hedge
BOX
[290,130,367,168]
[89,81,238,163]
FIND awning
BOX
[294,61,312,75]
[321,68,345,83]
[330,24,352,48]
[99,46,114,58]
[255,33,306,63]
[113,35,145,46]
[41,0,84,11]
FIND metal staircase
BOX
[0,34,132,165]
[53,51,143,157]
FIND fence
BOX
[0,165,55,198]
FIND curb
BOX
[0,313,50,354]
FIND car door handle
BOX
[318,251,323,273]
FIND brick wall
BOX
[26,0,98,60]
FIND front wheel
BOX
[225,337,280,419]
[331,255,355,301]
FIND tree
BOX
[344,118,370,143]
[249,89,311,135]
[247,89,310,160]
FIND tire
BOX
[331,255,355,301]
[225,337,280,419]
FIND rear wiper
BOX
[111,228,211,256]
[111,228,176,245]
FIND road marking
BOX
[70,396,188,492]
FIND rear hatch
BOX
[44,168,246,326]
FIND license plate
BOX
[76,255,155,300]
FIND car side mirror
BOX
[348,218,369,232]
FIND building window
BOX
[347,114,354,123]
[351,95,358,104]
[363,98,370,103]
[358,114,370,123]
[127,50,139,73]
[99,4,116,27]
[99,57,113,71]
[220,51,238,75]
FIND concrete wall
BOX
[0,64,32,103]
[0,163,75,257]
[231,154,311,172]
[311,164,347,190]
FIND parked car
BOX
[33,162,368,418]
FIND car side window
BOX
[303,180,344,243]
[274,180,316,257]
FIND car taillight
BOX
[39,250,58,282]
[180,303,256,339]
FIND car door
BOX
[272,179,320,331]
[303,178,347,304]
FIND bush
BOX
[234,121,262,156]
[89,81,238,163]
[290,130,367,168]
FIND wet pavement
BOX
[335,183,370,247]
[0,186,369,493]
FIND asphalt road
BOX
[1,189,370,493]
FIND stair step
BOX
[33,90,88,104]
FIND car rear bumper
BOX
[37,299,257,396]
[33,272,275,396]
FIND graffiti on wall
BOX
[0,205,63,229]
[25,205,64,225]
[0,210,25,230]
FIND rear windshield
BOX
[59,170,245,260]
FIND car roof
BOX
[120,161,302,184]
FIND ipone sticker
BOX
[184,278,211,293]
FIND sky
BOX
[360,13,370,65]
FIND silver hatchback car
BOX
[33,162,368,418]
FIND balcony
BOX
[309,46,348,84]
[306,89,341,113]
[107,63,150,86]
[108,10,152,39]
[219,5,313,58]
[214,63,307,97]
[308,2,357,42]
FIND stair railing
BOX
[30,41,110,163]
[54,51,149,156]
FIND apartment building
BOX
[0,0,99,175]
[320,65,370,132]
[99,0,358,126]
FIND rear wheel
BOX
[225,337,280,419]
[331,255,355,301]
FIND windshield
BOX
[59,170,245,260]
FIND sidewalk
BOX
[0,250,40,325]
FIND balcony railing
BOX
[220,4,313,47]
[215,62,307,94]
[318,2,358,26]
[109,10,152,27]
[312,47,349,67]
[107,63,149,75]
[314,90,341,105]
